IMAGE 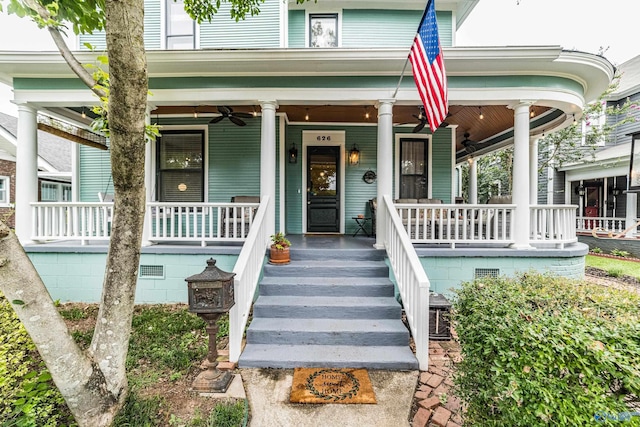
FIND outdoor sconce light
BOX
[185,258,236,393]
[288,143,298,164]
[577,185,585,196]
[349,144,360,166]
[612,187,622,197]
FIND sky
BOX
[0,0,637,116]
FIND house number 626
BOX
[316,136,332,141]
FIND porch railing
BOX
[382,195,430,371]
[576,216,628,234]
[31,201,260,245]
[395,203,515,248]
[530,205,578,248]
[229,196,270,364]
[31,203,113,244]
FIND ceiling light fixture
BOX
[530,109,535,118]
[305,109,309,121]
[81,108,86,119]
[193,108,198,119]
[364,107,370,120]
[572,114,577,126]
[252,107,258,117]
[479,106,484,120]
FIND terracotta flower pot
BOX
[269,245,290,264]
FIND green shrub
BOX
[590,247,603,254]
[607,268,623,278]
[611,249,631,258]
[0,293,75,427]
[453,273,640,426]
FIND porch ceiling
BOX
[151,104,552,153]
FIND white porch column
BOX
[260,101,278,237]
[142,106,153,246]
[15,104,39,244]
[375,99,394,249]
[510,102,533,249]
[468,158,477,204]
[529,137,539,205]
[625,192,637,238]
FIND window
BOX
[399,138,428,199]
[40,182,72,202]
[0,176,9,205]
[166,0,195,49]
[157,130,204,202]
[309,13,338,47]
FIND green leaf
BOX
[12,299,25,305]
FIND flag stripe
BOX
[409,0,448,132]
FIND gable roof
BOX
[0,111,71,172]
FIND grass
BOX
[586,254,640,280]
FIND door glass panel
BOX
[157,131,204,202]
[309,153,337,196]
[400,138,428,199]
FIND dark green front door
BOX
[307,145,340,232]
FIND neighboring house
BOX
[0,0,615,369]
[555,55,640,245]
[0,112,72,227]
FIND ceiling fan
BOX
[405,107,450,132]
[461,132,477,154]
[209,106,253,126]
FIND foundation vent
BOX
[474,268,500,279]
[139,265,165,279]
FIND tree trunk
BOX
[87,0,148,409]
[0,222,119,426]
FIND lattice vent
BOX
[474,268,500,279]
[139,265,165,279]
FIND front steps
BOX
[238,245,418,370]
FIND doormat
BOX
[290,368,376,404]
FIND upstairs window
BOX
[309,13,338,47]
[166,0,195,49]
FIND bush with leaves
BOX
[0,292,75,426]
[453,273,640,426]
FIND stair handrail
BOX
[381,194,431,370]
[229,195,270,363]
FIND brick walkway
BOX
[410,340,463,427]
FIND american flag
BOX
[409,0,448,132]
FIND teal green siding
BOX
[79,145,113,201]
[431,129,452,202]
[342,10,452,48]
[288,10,305,48]
[145,0,162,49]
[78,31,107,51]
[200,0,281,48]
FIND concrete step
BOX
[290,248,385,261]
[246,318,410,346]
[263,260,389,278]
[253,296,401,319]
[259,276,394,297]
[238,344,419,370]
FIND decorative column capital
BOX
[508,100,536,112]
[260,101,279,111]
[16,102,36,114]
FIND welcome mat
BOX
[290,368,377,404]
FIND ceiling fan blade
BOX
[229,116,247,126]
[233,112,254,119]
[217,106,232,115]
[209,115,225,124]
[439,121,450,128]
[413,122,426,133]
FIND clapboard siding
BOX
[288,10,305,48]
[342,10,452,48]
[79,145,112,201]
[145,0,162,49]
[200,0,280,48]
[608,92,640,146]
[430,129,453,202]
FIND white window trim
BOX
[40,181,72,202]
[0,175,10,206]
[162,0,200,50]
[394,134,433,199]
[305,10,342,48]
[155,124,209,202]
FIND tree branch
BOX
[47,26,107,99]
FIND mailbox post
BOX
[185,258,236,393]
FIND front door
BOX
[307,145,340,232]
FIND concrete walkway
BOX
[241,368,418,427]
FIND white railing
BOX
[31,201,260,245]
[530,205,578,248]
[229,196,270,364]
[394,203,515,248]
[31,203,113,245]
[576,216,628,234]
[381,195,430,371]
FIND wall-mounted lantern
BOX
[577,185,585,196]
[349,144,360,166]
[185,258,236,393]
[288,143,298,164]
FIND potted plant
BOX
[269,232,291,264]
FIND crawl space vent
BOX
[474,268,499,279]
[139,265,165,279]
